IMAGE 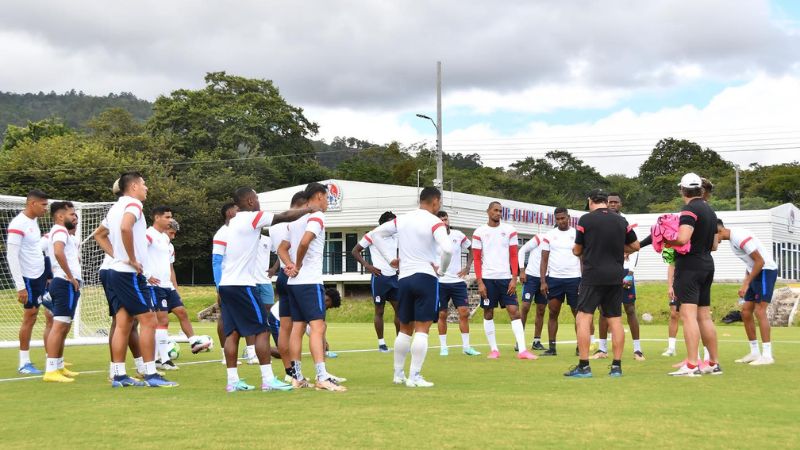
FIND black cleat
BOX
[609,364,623,377]
[531,341,546,351]
[514,343,519,352]
[541,348,557,356]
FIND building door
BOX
[325,232,343,274]
[345,233,358,273]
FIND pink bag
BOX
[650,214,691,254]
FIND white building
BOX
[259,180,800,292]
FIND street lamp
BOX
[415,113,443,188]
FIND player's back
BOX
[286,211,326,285]
[219,211,270,286]
[396,209,442,279]
[106,195,148,273]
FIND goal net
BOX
[0,195,114,348]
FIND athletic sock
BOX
[314,362,329,381]
[19,350,30,368]
[439,334,448,348]
[260,364,275,383]
[57,357,64,370]
[134,357,145,374]
[703,346,710,362]
[483,319,498,352]
[144,361,157,376]
[633,340,641,353]
[46,357,58,373]
[393,333,412,376]
[749,340,760,355]
[378,338,386,346]
[246,345,256,359]
[762,342,772,359]
[549,340,556,350]
[109,362,114,379]
[285,366,295,378]
[612,359,621,367]
[510,319,526,353]
[667,337,676,351]
[533,336,541,344]
[599,339,608,353]
[156,328,170,363]
[226,367,239,384]
[461,333,470,350]
[291,360,303,380]
[591,334,597,344]
[409,332,429,379]
[112,362,127,377]
[578,359,590,368]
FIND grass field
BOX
[1,322,798,449]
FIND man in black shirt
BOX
[667,173,721,377]
[564,189,639,378]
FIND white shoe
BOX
[246,356,259,365]
[392,374,406,385]
[735,353,760,363]
[700,362,723,375]
[220,358,243,366]
[661,348,676,357]
[749,356,774,366]
[668,364,701,377]
[405,375,434,388]
[328,373,347,383]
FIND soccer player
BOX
[43,201,82,382]
[103,172,176,387]
[594,193,645,361]
[539,207,583,357]
[717,219,777,365]
[278,182,346,392]
[146,206,181,370]
[667,173,722,376]
[473,201,537,360]
[369,187,453,387]
[435,210,480,356]
[518,233,547,351]
[351,211,401,353]
[565,189,639,378]
[271,287,342,362]
[219,187,310,392]
[6,189,50,375]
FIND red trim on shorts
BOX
[8,229,25,236]
[212,240,227,246]
[431,222,444,233]
[252,211,264,229]
[739,237,753,250]
[308,217,324,228]
[680,210,698,220]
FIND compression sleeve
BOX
[6,242,25,291]
[433,225,452,274]
[509,245,519,277]
[640,234,652,248]
[472,248,483,280]
[212,254,224,288]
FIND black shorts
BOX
[438,282,469,310]
[275,270,289,301]
[674,268,714,307]
[577,284,623,318]
[22,272,48,309]
[108,270,156,316]
[219,285,269,337]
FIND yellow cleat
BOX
[43,371,75,383]
[59,367,80,378]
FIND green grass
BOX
[1,323,799,449]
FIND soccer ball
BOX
[167,340,181,360]
[191,335,214,352]
[641,312,653,323]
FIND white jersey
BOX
[212,225,229,257]
[372,208,451,280]
[285,212,326,285]
[6,212,45,290]
[98,218,114,271]
[729,228,778,272]
[254,235,272,284]
[620,214,638,271]
[106,195,149,274]
[269,223,289,268]
[518,235,544,277]
[48,224,82,281]
[472,223,518,280]
[358,229,398,277]
[271,300,281,322]
[146,226,173,289]
[440,229,470,284]
[541,227,581,278]
[219,210,275,286]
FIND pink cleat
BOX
[517,350,538,360]
[487,350,501,359]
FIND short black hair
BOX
[717,218,725,228]
[151,205,172,218]
[436,210,448,218]
[27,189,48,201]
[290,190,307,207]
[608,192,623,202]
[378,211,396,225]
[220,202,236,221]
[554,206,568,216]
[119,171,143,193]
[233,187,255,206]
[487,201,501,210]
[419,187,441,203]
[325,288,341,309]
[304,182,327,200]
[681,186,703,198]
[50,201,73,217]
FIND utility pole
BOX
[436,61,443,190]
[735,165,741,211]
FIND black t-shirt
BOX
[575,208,638,286]
[674,198,717,271]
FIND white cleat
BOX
[246,356,259,365]
[735,353,760,364]
[668,364,701,377]
[392,374,406,385]
[661,349,676,357]
[405,375,434,388]
[327,373,347,383]
[749,356,774,366]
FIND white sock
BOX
[591,334,597,344]
[510,319,526,353]
[246,345,256,359]
[314,362,329,381]
[409,333,429,379]
[749,340,760,355]
[57,357,64,370]
[762,342,772,359]
[633,340,641,352]
[134,357,145,374]
[156,329,170,362]
[461,333,470,349]
[393,333,412,376]
[378,338,386,346]
[260,364,275,383]
[599,339,608,353]
[221,347,226,359]
[439,334,448,348]
[483,319,498,352]
[112,362,126,377]
[226,367,239,384]
[46,357,58,373]
[668,337,676,351]
[144,361,156,376]
[703,346,710,361]
[109,362,114,379]
[19,350,31,368]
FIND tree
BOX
[2,118,72,151]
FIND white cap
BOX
[678,172,702,188]
[111,178,121,195]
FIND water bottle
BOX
[738,297,745,306]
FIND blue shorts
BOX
[438,282,469,310]
[275,271,289,300]
[397,273,439,323]
[522,276,546,305]
[257,283,275,305]
[166,289,184,312]
[268,313,280,345]
[480,279,518,309]
[49,277,80,318]
[287,284,326,323]
[108,270,155,316]
[545,277,580,309]
[623,274,637,304]
[371,274,399,304]
[22,272,48,309]
[150,286,170,312]
[99,269,114,316]
[219,285,269,337]
[745,269,778,303]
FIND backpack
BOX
[650,214,691,255]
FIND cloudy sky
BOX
[2,0,799,175]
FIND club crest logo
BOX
[325,181,343,211]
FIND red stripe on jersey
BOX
[576,225,585,233]
[472,235,481,241]
[533,235,540,244]
[461,236,467,244]
[8,229,25,236]
[739,237,753,250]
[629,223,638,228]
[364,234,373,244]
[308,217,324,228]
[680,210,698,220]
[125,203,142,218]
[626,225,634,233]
[431,222,444,233]
[146,234,153,243]
[212,240,227,246]
[542,238,550,243]
[52,229,68,237]
[509,232,518,239]
[252,211,264,229]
